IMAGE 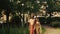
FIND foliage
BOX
[47,0,60,12]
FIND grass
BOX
[0,24,46,34]
[42,27,46,34]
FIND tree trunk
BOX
[6,10,10,34]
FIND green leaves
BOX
[47,0,60,11]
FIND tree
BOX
[53,1,60,11]
[0,0,11,34]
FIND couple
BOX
[28,13,42,34]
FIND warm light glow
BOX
[42,1,47,4]
[16,0,21,4]
[31,6,34,9]
[10,0,13,2]
[36,0,40,3]
[22,3,24,6]
[41,5,44,9]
